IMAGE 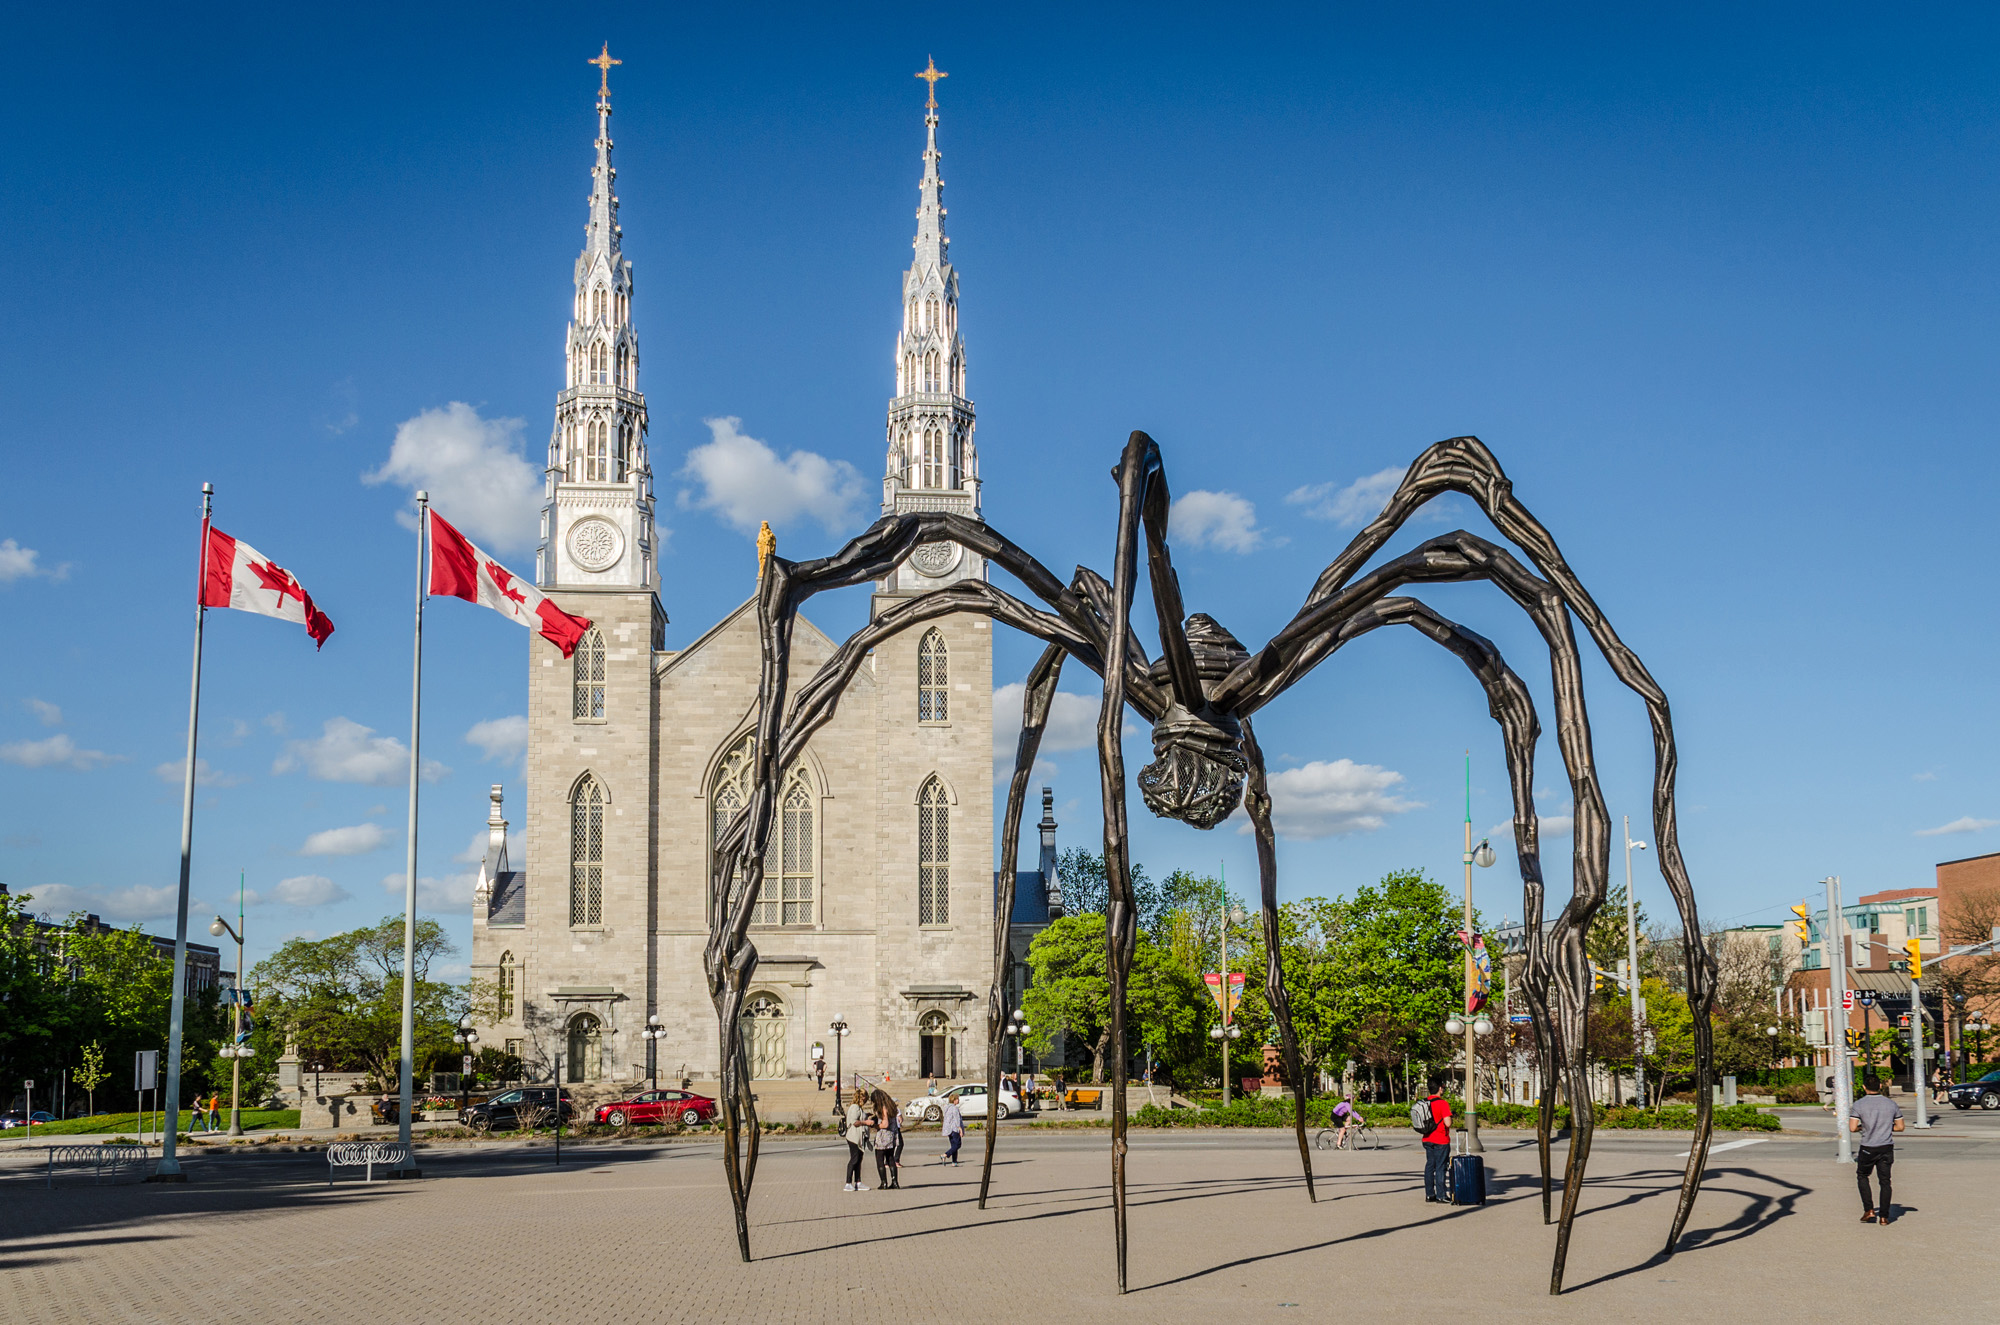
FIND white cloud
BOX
[0,539,66,583]
[363,401,542,554]
[1913,771,1939,782]
[24,698,61,726]
[1491,815,1574,842]
[21,882,184,923]
[268,874,352,907]
[1245,758,1421,840]
[381,870,474,913]
[0,734,123,771]
[1170,490,1265,553]
[299,823,391,856]
[274,717,448,786]
[992,684,1139,768]
[263,712,288,735]
[465,715,529,764]
[678,416,861,535]
[1287,466,1407,528]
[1916,816,1998,837]
[154,757,248,788]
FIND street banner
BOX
[1203,972,1246,1017]
[1458,929,1493,1014]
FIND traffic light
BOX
[1790,903,1812,945]
[1844,1028,1861,1051]
[1592,966,1604,993]
[1905,937,1922,980]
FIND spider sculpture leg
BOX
[1240,719,1315,1201]
[983,643,1068,1209]
[1096,433,1161,1295]
[1304,434,1717,1264]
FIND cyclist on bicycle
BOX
[1331,1096,1357,1149]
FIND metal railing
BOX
[45,1144,154,1189]
[326,1141,410,1184]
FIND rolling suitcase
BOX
[1450,1152,1486,1207]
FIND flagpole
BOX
[152,481,213,1182]
[396,491,428,1176]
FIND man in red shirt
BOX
[1421,1088,1453,1202]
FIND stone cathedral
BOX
[470,60,1059,1091]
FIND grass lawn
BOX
[14,1109,302,1137]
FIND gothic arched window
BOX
[497,950,515,1019]
[573,627,606,719]
[711,735,754,919]
[918,776,950,925]
[587,419,609,481]
[569,775,605,927]
[922,428,944,489]
[918,629,949,723]
[762,769,815,926]
[592,286,607,323]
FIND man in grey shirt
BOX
[1849,1073,1905,1225]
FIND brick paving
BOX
[3,1128,1993,1324]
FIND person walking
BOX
[870,1089,901,1189]
[843,1088,872,1191]
[813,1043,826,1091]
[1418,1085,1453,1202]
[940,1094,964,1165]
[1851,1072,1905,1225]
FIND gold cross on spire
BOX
[590,43,621,98]
[916,56,947,110]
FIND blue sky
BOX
[4,4,1998,978]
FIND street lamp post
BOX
[1623,817,1649,1106]
[1459,759,1497,1153]
[454,1015,478,1113]
[208,913,247,1135]
[829,1016,850,1115]
[1217,902,1246,1107]
[1951,992,1967,1082]
[642,1014,665,1091]
[1006,1009,1032,1111]
[1445,1010,1495,1149]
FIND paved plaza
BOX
[4,1116,1997,1324]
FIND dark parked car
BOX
[460,1087,573,1132]
[594,1089,717,1128]
[1945,1069,2000,1110]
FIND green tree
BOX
[74,1042,107,1116]
[1053,848,1159,924]
[251,915,462,1084]
[1020,913,1204,1082]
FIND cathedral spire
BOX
[586,43,623,260]
[878,59,982,598]
[913,57,948,270]
[538,44,655,593]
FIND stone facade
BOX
[469,68,1014,1089]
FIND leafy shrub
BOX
[1775,1082,1819,1104]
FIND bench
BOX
[44,1144,152,1189]
[326,1141,411,1184]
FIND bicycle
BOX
[1313,1119,1379,1151]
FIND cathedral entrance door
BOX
[743,995,787,1079]
[566,1013,603,1083]
[919,1011,951,1079]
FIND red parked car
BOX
[595,1089,716,1128]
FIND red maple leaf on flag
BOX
[484,559,527,607]
[248,559,305,604]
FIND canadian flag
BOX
[427,509,592,658]
[199,523,336,648]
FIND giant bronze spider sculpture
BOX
[704,431,1715,1296]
